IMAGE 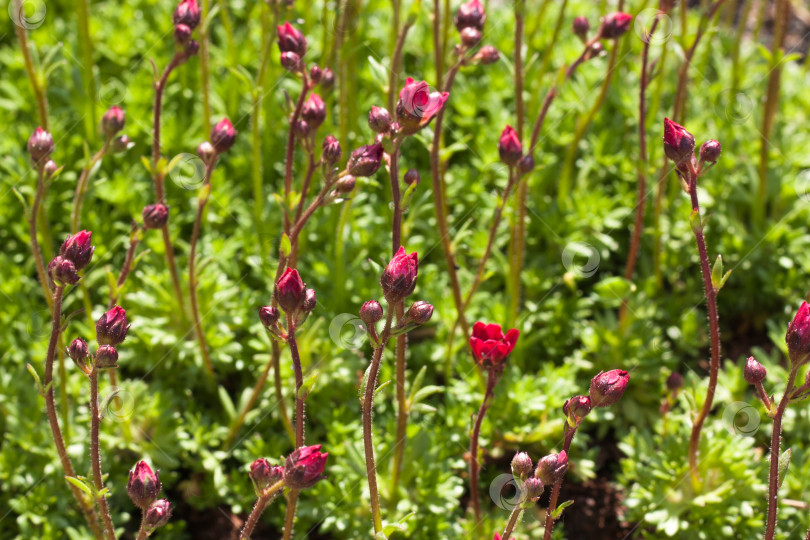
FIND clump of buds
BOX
[249,458,284,496]
[128,461,162,510]
[60,230,94,270]
[210,117,237,155]
[395,78,449,136]
[589,369,630,407]
[302,94,326,131]
[786,302,810,363]
[101,106,126,138]
[172,0,200,54]
[469,321,519,371]
[283,444,328,489]
[599,12,633,39]
[498,125,523,166]
[48,256,79,286]
[348,143,384,177]
[368,106,392,134]
[96,305,130,346]
[454,0,485,32]
[535,451,568,485]
[380,247,419,303]
[143,204,170,229]
[27,127,54,165]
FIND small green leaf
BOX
[279,233,291,258]
[374,379,392,397]
[140,156,153,174]
[65,476,95,497]
[711,255,723,289]
[551,499,574,519]
[218,386,236,420]
[26,363,43,394]
[689,209,702,233]
[166,153,187,174]
[777,448,791,489]
[298,371,320,401]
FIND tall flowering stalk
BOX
[499,452,543,539]
[467,322,519,523]
[127,461,172,539]
[662,118,725,488]
[26,127,57,305]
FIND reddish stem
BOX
[469,368,500,524]
[542,424,579,540]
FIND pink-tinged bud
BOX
[196,141,216,165]
[666,372,684,391]
[322,135,342,163]
[744,356,767,384]
[293,120,310,138]
[368,106,393,134]
[94,345,119,369]
[524,477,544,500]
[274,268,307,314]
[662,118,695,166]
[143,204,170,229]
[96,305,130,346]
[511,451,533,480]
[174,23,192,45]
[173,0,200,29]
[460,27,482,48]
[498,125,522,166]
[396,78,449,135]
[143,499,171,532]
[44,159,58,177]
[112,135,131,154]
[302,94,326,130]
[407,301,434,325]
[309,64,322,84]
[128,461,161,510]
[249,458,283,495]
[185,39,200,56]
[348,143,384,177]
[517,154,535,175]
[360,300,384,325]
[381,246,419,302]
[101,106,126,137]
[302,288,317,312]
[786,302,810,361]
[68,338,90,372]
[454,0,486,31]
[534,451,568,485]
[27,127,54,163]
[699,139,721,163]
[320,67,335,88]
[404,169,420,185]
[600,12,633,39]
[280,51,303,72]
[573,16,590,39]
[259,306,280,327]
[335,175,356,194]
[277,22,307,56]
[283,444,328,489]
[48,256,79,286]
[589,369,630,407]
[210,118,237,154]
[469,322,519,369]
[563,395,592,419]
[60,230,94,270]
[474,45,499,65]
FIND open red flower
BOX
[469,322,519,369]
[396,78,449,135]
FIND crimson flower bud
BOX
[144,499,171,532]
[666,372,684,391]
[786,302,810,361]
[469,321,519,369]
[524,477,544,501]
[511,452,533,481]
[95,345,119,369]
[277,21,307,56]
[128,461,161,510]
[534,451,568,485]
[302,288,317,313]
[322,135,342,164]
[259,306,280,327]
[404,169,420,186]
[498,125,522,166]
[68,338,90,372]
[293,120,310,138]
[368,106,393,134]
[564,395,592,419]
[309,64,322,84]
[280,51,302,72]
[274,268,307,314]
[744,356,767,384]
[699,139,721,163]
[174,23,192,45]
[27,127,54,164]
[407,301,434,325]
[143,204,170,229]
[396,78,449,135]
[360,300,383,325]
[302,94,326,130]
[211,118,237,154]
[172,0,200,29]
[249,458,283,496]
[348,143,384,177]
[381,246,419,302]
[185,39,200,56]
[589,369,630,407]
[335,175,356,194]
[320,67,335,88]
[112,135,131,154]
[600,12,633,39]
[474,45,499,65]
[44,160,58,177]
[517,154,535,175]
[96,305,130,346]
[573,16,590,39]
[460,27,482,47]
[662,118,695,166]
[101,106,125,138]
[60,230,94,270]
[283,444,328,489]
[454,0,486,31]
[48,256,79,286]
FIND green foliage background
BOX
[1,0,809,538]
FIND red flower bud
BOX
[259,306,280,327]
[524,477,544,500]
[27,127,54,164]
[335,175,356,194]
[302,94,326,130]
[563,395,592,419]
[534,451,568,485]
[320,67,335,88]
[368,106,393,134]
[309,64,322,84]
[44,159,58,177]
[143,204,170,229]
[474,45,500,65]
[407,301,434,325]
[744,356,767,384]
[143,499,171,532]
[589,369,630,407]
[283,444,328,489]
[469,322,519,369]
[96,305,130,346]
[101,106,126,137]
[68,338,90,372]
[197,141,216,164]
[277,21,307,56]
[786,302,810,361]
[460,27,482,47]
[396,78,449,135]
[517,154,535,175]
[511,451,533,480]
[600,12,633,39]
[280,51,303,72]
[662,118,695,166]
[699,139,721,163]
[360,300,383,325]
[174,23,192,45]
[348,143,384,177]
[210,118,237,154]
[60,230,94,270]
[172,0,200,30]
[666,372,684,391]
[274,268,307,314]
[128,461,161,509]
[380,246,419,302]
[48,256,79,286]
[454,0,486,31]
[249,458,283,496]
[95,345,119,369]
[302,288,317,313]
[498,125,522,166]
[404,169,420,185]
[573,16,590,39]
[322,135,342,164]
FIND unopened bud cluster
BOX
[128,460,172,534]
[497,125,534,175]
[172,0,201,57]
[259,268,317,339]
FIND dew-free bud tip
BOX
[249,458,283,495]
[600,12,633,39]
[360,300,383,325]
[302,288,317,313]
[211,118,237,154]
[280,51,303,72]
[460,27,482,48]
[173,0,200,29]
[744,356,767,384]
[535,451,568,485]
[368,106,393,134]
[662,118,695,166]
[786,302,810,361]
[322,135,342,163]
[589,369,630,407]
[381,246,419,303]
[699,139,721,163]
[277,22,307,56]
[404,169,420,185]
[573,16,590,39]
[60,230,94,270]
[335,175,356,194]
[128,461,161,510]
[407,301,434,325]
[564,395,592,419]
[348,143,384,177]
[274,268,307,315]
[498,125,522,166]
[101,106,126,137]
[27,127,54,164]
[144,499,171,532]
[302,94,326,130]
[283,444,328,490]
[259,306,280,327]
[511,451,533,480]
[474,45,499,65]
[454,0,486,32]
[524,477,544,500]
[96,305,130,346]
[48,256,79,286]
[95,345,119,369]
[143,204,169,229]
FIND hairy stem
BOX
[542,424,578,540]
[502,502,523,540]
[469,369,499,524]
[200,0,212,135]
[281,325,306,540]
[239,480,285,539]
[29,166,53,306]
[14,0,50,129]
[89,370,117,539]
[283,73,310,234]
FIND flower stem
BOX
[283,73,310,234]
[29,166,53,306]
[14,0,50,129]
[502,502,523,540]
[282,490,300,540]
[387,16,414,114]
[240,480,285,539]
[362,307,396,534]
[199,0,212,135]
[89,370,117,539]
[542,423,579,540]
[432,0,444,87]
[281,325,306,540]
[135,512,148,540]
[71,140,110,233]
[469,369,500,524]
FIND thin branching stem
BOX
[542,423,579,540]
[469,368,500,523]
[241,480,285,539]
[89,370,116,539]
